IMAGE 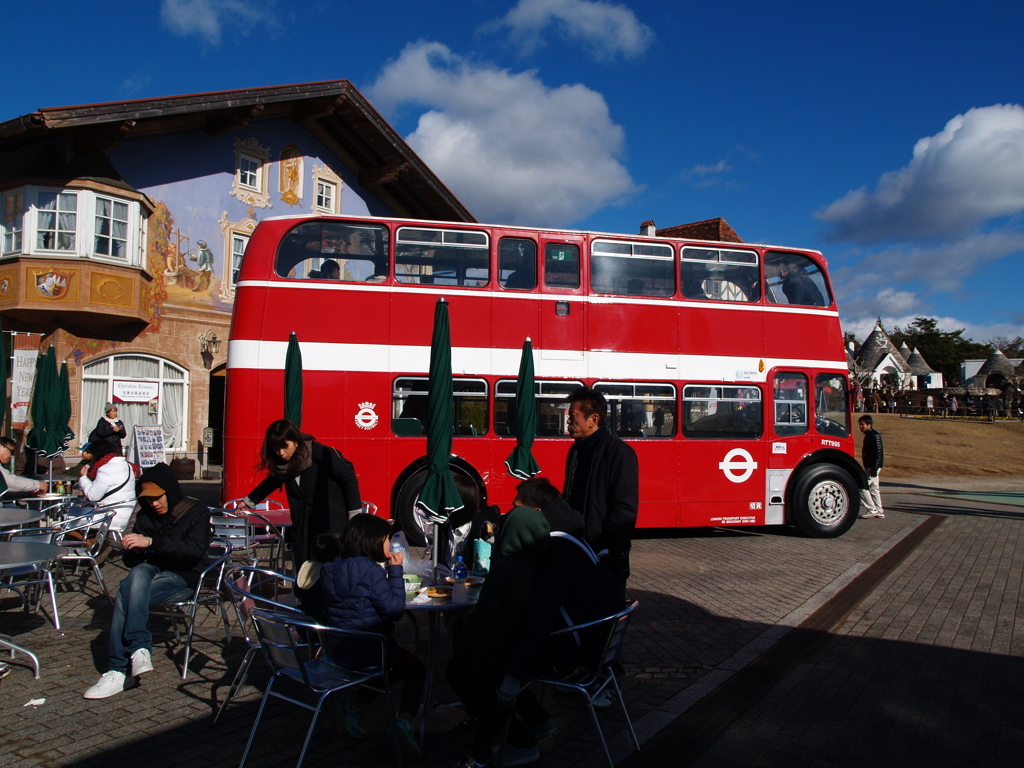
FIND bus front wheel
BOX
[791,464,858,538]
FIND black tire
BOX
[791,464,858,538]
[395,469,431,547]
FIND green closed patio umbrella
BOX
[504,337,541,479]
[415,298,463,581]
[284,331,303,427]
[54,361,75,454]
[25,346,64,488]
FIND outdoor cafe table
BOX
[0,541,67,679]
[0,508,46,537]
[404,584,479,745]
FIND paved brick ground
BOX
[682,477,1024,768]
[1,477,1016,767]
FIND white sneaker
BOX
[84,670,129,699]
[131,648,154,675]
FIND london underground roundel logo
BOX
[355,402,379,430]
[719,448,758,483]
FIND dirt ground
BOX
[854,413,1024,478]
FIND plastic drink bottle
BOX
[390,531,407,555]
[452,555,468,604]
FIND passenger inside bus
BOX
[499,238,537,290]
[764,252,829,307]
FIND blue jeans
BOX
[108,563,191,672]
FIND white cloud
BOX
[495,0,654,60]
[818,104,1024,244]
[368,41,639,226]
[160,0,275,45]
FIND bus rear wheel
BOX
[791,464,858,538]
[394,469,432,547]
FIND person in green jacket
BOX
[447,503,551,768]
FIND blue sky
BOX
[4,0,1023,345]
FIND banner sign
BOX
[113,381,160,403]
[11,348,38,428]
[133,424,166,468]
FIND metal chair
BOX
[500,600,640,768]
[216,566,305,723]
[1,526,62,629]
[239,609,405,768]
[360,501,379,516]
[149,537,233,679]
[223,498,286,573]
[211,514,258,569]
[51,508,117,603]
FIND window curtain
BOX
[162,382,184,450]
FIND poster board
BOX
[133,425,166,468]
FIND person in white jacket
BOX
[0,437,46,497]
[78,439,137,531]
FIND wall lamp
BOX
[198,330,223,369]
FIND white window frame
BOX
[0,184,145,266]
[218,211,257,302]
[82,354,189,454]
[230,137,271,209]
[311,163,343,214]
[3,190,26,254]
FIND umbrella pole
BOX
[432,524,439,586]
[48,458,53,492]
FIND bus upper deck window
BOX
[395,227,489,287]
[764,251,831,307]
[499,237,537,290]
[681,247,759,302]
[544,243,580,289]
[275,221,389,282]
[591,240,675,297]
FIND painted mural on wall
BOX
[60,117,391,365]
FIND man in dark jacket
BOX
[857,415,885,519]
[84,463,211,699]
[563,386,639,588]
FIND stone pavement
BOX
[1,477,1021,767]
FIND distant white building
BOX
[963,350,1023,389]
[851,323,943,389]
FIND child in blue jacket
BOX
[319,514,424,756]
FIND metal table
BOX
[0,541,67,678]
[405,584,479,745]
[0,509,46,535]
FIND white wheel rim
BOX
[807,479,848,526]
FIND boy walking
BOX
[858,415,884,519]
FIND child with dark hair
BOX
[319,514,424,756]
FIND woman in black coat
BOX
[239,419,361,567]
[90,403,128,454]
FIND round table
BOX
[405,585,479,745]
[0,509,45,531]
[0,541,67,680]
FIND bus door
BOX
[765,370,814,525]
[678,383,767,527]
[538,238,586,369]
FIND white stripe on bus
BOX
[234,280,840,317]
[226,339,846,381]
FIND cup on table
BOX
[403,574,422,595]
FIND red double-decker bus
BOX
[224,214,865,542]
